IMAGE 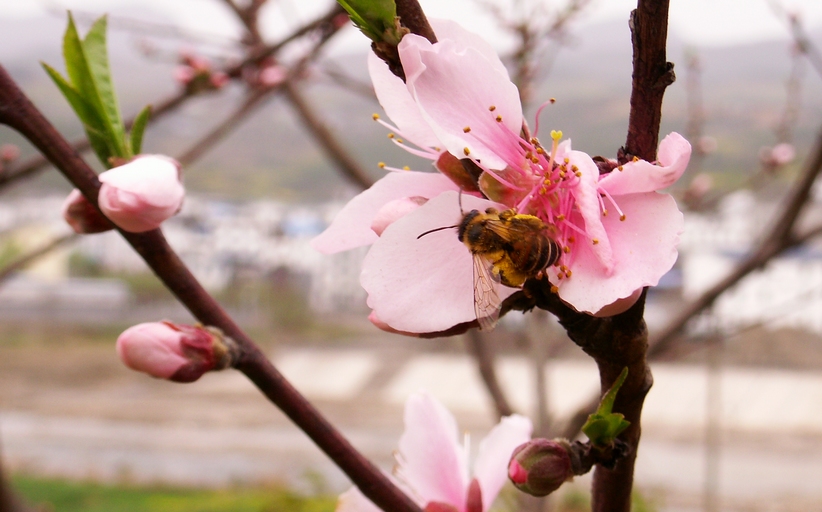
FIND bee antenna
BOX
[417,224,458,239]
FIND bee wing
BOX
[473,254,503,331]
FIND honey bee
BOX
[419,206,561,331]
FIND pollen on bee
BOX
[378,162,386,168]
[463,126,471,133]
[592,239,599,245]
[495,115,503,122]
[388,133,395,139]
[463,147,471,156]
[620,214,627,221]
[489,105,497,111]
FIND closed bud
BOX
[62,189,115,234]
[116,321,235,383]
[508,438,574,497]
[98,155,185,233]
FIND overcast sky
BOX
[1,0,821,49]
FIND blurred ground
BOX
[2,319,822,512]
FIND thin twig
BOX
[0,64,421,512]
[282,79,375,190]
[0,232,79,283]
[465,330,515,419]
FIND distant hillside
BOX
[1,14,821,201]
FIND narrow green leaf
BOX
[82,15,126,152]
[598,367,629,416]
[60,13,126,163]
[337,0,398,42]
[42,62,114,165]
[129,105,152,156]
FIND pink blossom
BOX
[336,392,532,512]
[61,189,115,234]
[97,155,184,233]
[116,321,228,383]
[313,20,690,333]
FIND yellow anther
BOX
[602,210,608,216]
[571,165,579,171]
[564,158,570,164]
[525,151,533,159]
[530,137,538,144]
[632,156,640,162]
[543,178,551,185]
[550,98,556,103]
[565,270,572,278]
[434,147,441,151]
[575,171,582,177]
[403,166,410,170]
[463,147,471,156]
[620,214,627,221]
[550,285,559,293]
[531,157,539,164]
[463,126,471,133]
[550,130,563,141]
[592,239,599,245]
[372,113,380,120]
[536,147,545,154]
[556,214,565,221]
[388,133,395,139]
[496,115,503,122]
[397,138,404,143]
[557,272,564,279]
[568,236,575,243]
[618,165,624,171]
[489,105,496,111]
[378,162,386,168]
[563,246,570,254]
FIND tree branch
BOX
[465,330,515,418]
[0,232,79,283]
[0,64,421,512]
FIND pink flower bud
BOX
[61,189,115,234]
[98,155,184,233]
[116,321,234,383]
[508,439,574,497]
[173,65,196,85]
[258,65,287,87]
[771,142,795,166]
[209,71,229,89]
[0,144,20,162]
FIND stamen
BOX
[620,214,627,221]
[463,147,471,156]
[550,285,559,293]
[592,239,599,245]
[489,105,496,111]
[372,113,380,120]
[618,165,624,171]
[403,166,410,170]
[463,126,471,133]
[496,115,503,122]
[388,133,395,139]
[378,162,386,168]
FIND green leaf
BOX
[82,15,126,152]
[582,367,631,447]
[42,62,114,165]
[129,105,152,156]
[337,0,401,43]
[59,13,126,164]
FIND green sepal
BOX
[337,0,405,45]
[129,105,152,155]
[582,367,632,447]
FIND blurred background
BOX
[1,0,822,510]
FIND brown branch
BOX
[0,65,421,512]
[282,79,374,190]
[465,330,515,419]
[0,232,79,283]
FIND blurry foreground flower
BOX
[116,321,235,383]
[337,392,531,512]
[313,20,690,334]
[760,142,795,169]
[97,155,184,233]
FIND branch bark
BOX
[0,64,421,512]
[465,330,515,419]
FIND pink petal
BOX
[116,322,188,379]
[568,150,613,272]
[471,415,532,512]
[311,171,458,254]
[369,52,441,149]
[397,392,468,508]
[98,155,183,208]
[399,27,522,170]
[598,133,692,195]
[551,192,683,314]
[371,197,427,236]
[361,191,516,333]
